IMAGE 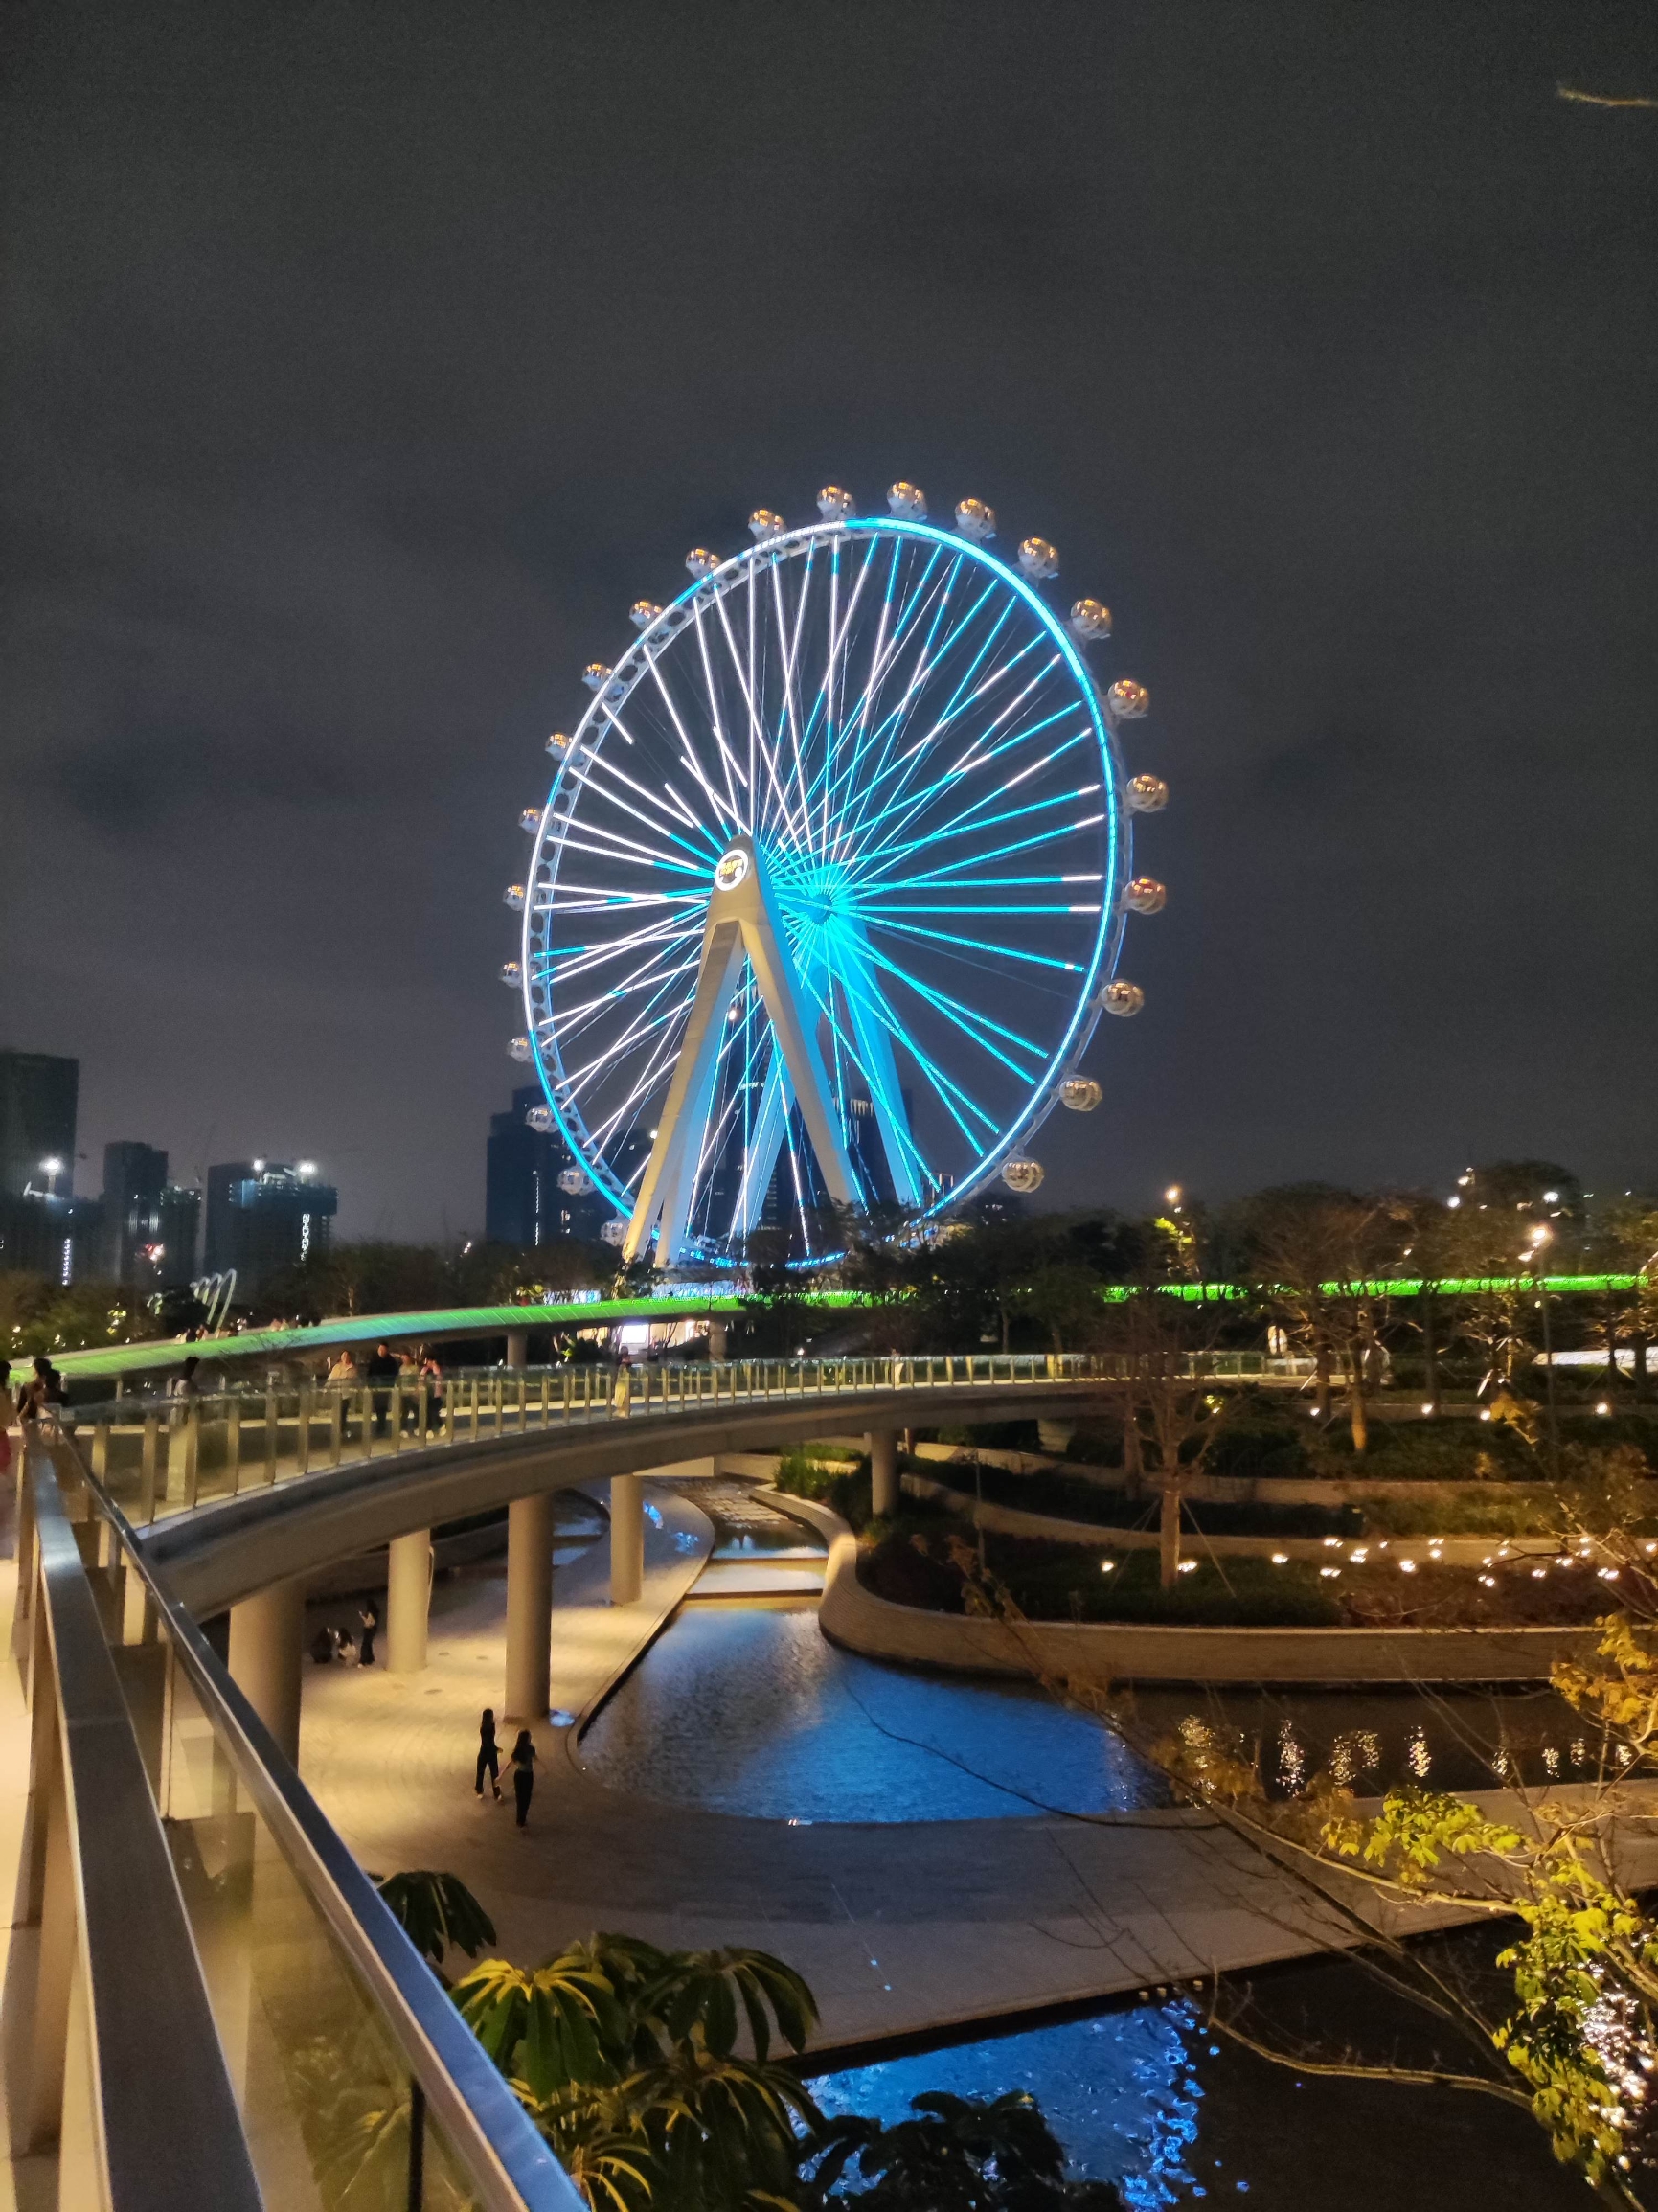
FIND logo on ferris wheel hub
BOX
[508,482,1174,1265]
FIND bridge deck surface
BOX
[291,1480,1616,2059]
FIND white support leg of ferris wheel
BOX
[623,835,858,1266]
[730,919,921,1234]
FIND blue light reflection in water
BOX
[579,1607,1158,1821]
[811,2003,1203,2205]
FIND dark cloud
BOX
[2,0,1654,1235]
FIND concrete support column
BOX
[868,1428,898,1517]
[610,1474,644,1606]
[228,1579,306,1767]
[504,1492,556,1722]
[707,1318,727,1362]
[506,1328,529,1371]
[386,1528,432,1674]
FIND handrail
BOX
[63,1352,1110,1531]
[20,1439,262,2208]
[50,1426,582,2212]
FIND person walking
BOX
[508,1728,537,1827]
[475,1708,502,1800]
[357,1597,379,1666]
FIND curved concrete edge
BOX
[139,1380,1102,1616]
[759,1490,1604,1686]
[551,1484,716,1782]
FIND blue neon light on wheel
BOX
[517,500,1142,1262]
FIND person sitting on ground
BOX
[309,1626,336,1665]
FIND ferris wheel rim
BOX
[519,512,1132,1240]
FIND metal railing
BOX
[12,1430,580,2211]
[64,1351,1110,1530]
[10,1439,261,2208]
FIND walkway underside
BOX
[141,1380,1103,1614]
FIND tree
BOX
[454,1935,821,2211]
[1094,1291,1228,1587]
[375,1868,497,1984]
[1235,1185,1405,1448]
[800,2091,1123,2210]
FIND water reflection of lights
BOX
[1406,1725,1431,1779]
[811,1998,1208,2206]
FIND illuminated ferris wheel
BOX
[502,483,1170,1266]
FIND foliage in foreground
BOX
[448,1929,1122,2211]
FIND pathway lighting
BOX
[1532,1568,1547,1579]
[1100,1559,1117,1573]
[1597,1402,1612,1415]
[1479,1575,1496,1587]
[1421,1402,1435,1415]
[1479,1409,1492,1422]
[1350,1548,1369,1562]
[1323,1536,1340,1547]
[1270,1553,1288,1565]
[1320,1566,1341,1579]
[1399,1560,1418,1575]
[1176,1559,1197,1574]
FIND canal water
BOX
[579,1602,1594,1819]
[580,1503,1592,2202]
[807,1951,1585,2207]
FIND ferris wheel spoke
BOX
[711,585,806,852]
[691,599,753,828]
[852,939,1047,1083]
[827,554,982,847]
[834,585,1029,855]
[580,732,717,846]
[865,694,1086,850]
[767,550,818,853]
[863,783,1104,878]
[816,551,962,846]
[645,653,742,838]
[869,913,1089,972]
[851,669,1079,868]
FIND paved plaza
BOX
[292,1482,1560,2055]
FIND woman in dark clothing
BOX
[509,1728,537,1826]
[475,1708,502,1800]
[357,1598,379,1667]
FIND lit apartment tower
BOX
[0,1049,79,1276]
[203,1161,337,1298]
[486,1086,609,1248]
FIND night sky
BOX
[3,2,1654,1239]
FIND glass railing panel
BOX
[113,1613,507,2210]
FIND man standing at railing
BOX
[366,1342,398,1436]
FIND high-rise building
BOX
[0,1049,80,1276]
[100,1142,201,1288]
[0,1050,79,1198]
[203,1161,337,1298]
[486,1087,610,1249]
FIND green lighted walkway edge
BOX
[39,1278,1643,1380]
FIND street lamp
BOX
[1530,1224,1560,1477]
[39,1157,63,1197]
